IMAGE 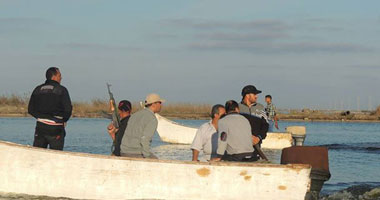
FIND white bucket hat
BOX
[145,93,165,105]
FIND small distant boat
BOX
[156,114,296,149]
[0,140,311,200]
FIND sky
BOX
[1,0,380,110]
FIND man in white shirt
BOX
[191,104,226,161]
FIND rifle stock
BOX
[254,144,268,161]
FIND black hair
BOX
[46,67,59,80]
[210,104,224,119]
[118,100,132,112]
[225,100,239,113]
[265,95,272,99]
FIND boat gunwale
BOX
[156,113,293,135]
[0,140,310,170]
[156,113,199,129]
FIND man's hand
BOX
[192,149,200,161]
[107,123,118,141]
[211,157,221,162]
[275,116,279,130]
[252,135,260,145]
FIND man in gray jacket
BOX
[212,100,256,162]
[239,85,268,121]
[120,93,165,159]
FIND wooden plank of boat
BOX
[0,140,311,200]
[156,114,294,149]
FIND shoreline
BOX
[1,96,379,122]
[1,113,380,123]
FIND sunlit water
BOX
[1,117,380,198]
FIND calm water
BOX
[1,117,380,196]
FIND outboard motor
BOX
[287,126,306,146]
[281,146,331,200]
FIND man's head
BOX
[46,67,61,83]
[241,85,261,105]
[145,93,165,113]
[210,104,226,120]
[225,100,239,114]
[265,95,272,104]
[118,100,132,118]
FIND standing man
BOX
[120,93,165,159]
[239,85,269,142]
[107,100,132,156]
[239,85,267,120]
[28,67,72,150]
[265,95,279,132]
[191,104,226,162]
[212,100,257,162]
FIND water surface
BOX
[1,117,379,196]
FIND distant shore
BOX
[1,95,380,121]
[1,113,380,123]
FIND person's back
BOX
[217,113,254,156]
[120,93,165,159]
[28,67,72,150]
[29,80,72,122]
[120,108,157,157]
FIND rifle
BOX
[106,83,120,129]
[254,144,268,161]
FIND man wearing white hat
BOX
[120,93,165,159]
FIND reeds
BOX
[0,94,379,120]
[160,103,211,119]
[0,95,212,119]
[0,94,28,106]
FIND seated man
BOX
[212,100,258,162]
[240,112,269,161]
[191,104,226,161]
[120,93,165,159]
[107,100,132,156]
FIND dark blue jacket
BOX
[28,80,72,123]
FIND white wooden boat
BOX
[0,140,311,200]
[156,114,295,149]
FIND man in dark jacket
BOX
[28,67,72,150]
[107,100,132,156]
[239,85,269,160]
[239,85,269,141]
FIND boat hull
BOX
[0,140,311,200]
[156,114,294,149]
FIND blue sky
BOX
[1,0,380,110]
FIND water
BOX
[1,117,380,198]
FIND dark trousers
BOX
[120,153,158,159]
[33,123,65,150]
[221,152,258,162]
